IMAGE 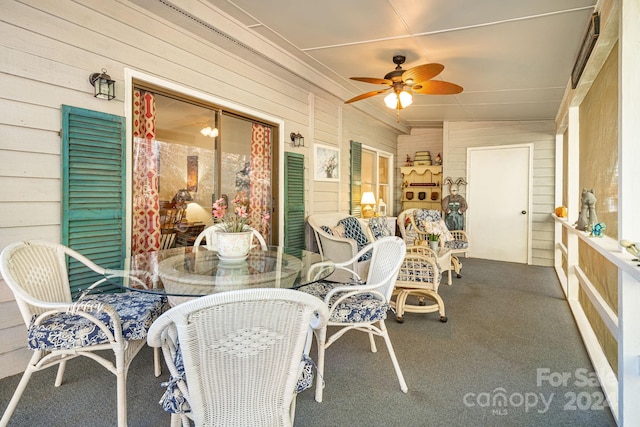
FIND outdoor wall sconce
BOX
[89,68,115,100]
[290,132,304,147]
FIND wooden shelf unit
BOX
[400,165,442,211]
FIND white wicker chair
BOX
[147,288,329,427]
[193,223,267,251]
[302,236,408,402]
[408,209,470,278]
[392,245,447,323]
[307,212,375,282]
[0,240,168,427]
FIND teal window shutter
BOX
[284,152,305,249]
[350,140,362,216]
[61,105,126,295]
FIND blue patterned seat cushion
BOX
[368,216,392,240]
[337,217,372,261]
[160,345,314,414]
[444,240,469,250]
[27,292,168,351]
[301,281,388,323]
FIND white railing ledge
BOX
[552,214,640,281]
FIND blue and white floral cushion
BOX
[160,344,315,415]
[301,281,388,323]
[368,216,392,240]
[27,292,168,351]
[337,216,372,261]
[444,239,469,250]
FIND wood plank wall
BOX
[0,0,401,378]
[444,121,556,266]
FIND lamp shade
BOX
[172,189,193,204]
[361,192,376,205]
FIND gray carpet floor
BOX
[0,257,617,426]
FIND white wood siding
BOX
[0,0,401,378]
[443,121,556,266]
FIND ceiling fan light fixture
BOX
[384,90,412,110]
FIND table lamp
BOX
[361,192,376,218]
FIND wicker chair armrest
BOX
[449,230,469,242]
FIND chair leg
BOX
[153,347,162,377]
[378,320,408,393]
[393,290,409,323]
[368,332,378,353]
[54,358,67,387]
[115,348,127,427]
[314,330,326,403]
[0,352,40,427]
[451,256,462,278]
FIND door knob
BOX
[521,210,527,215]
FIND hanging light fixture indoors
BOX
[89,68,115,100]
[200,126,219,137]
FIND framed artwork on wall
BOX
[314,144,340,182]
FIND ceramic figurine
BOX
[576,188,597,231]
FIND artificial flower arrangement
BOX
[322,155,338,178]
[212,192,270,232]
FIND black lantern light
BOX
[89,68,115,100]
[290,132,304,147]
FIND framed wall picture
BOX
[314,144,339,181]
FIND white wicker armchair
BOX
[0,240,168,427]
[402,209,470,278]
[147,288,329,427]
[302,236,408,402]
[307,212,374,281]
[193,224,267,251]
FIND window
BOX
[361,147,392,213]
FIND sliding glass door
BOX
[131,87,274,253]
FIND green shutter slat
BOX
[61,105,126,296]
[284,153,306,249]
[350,140,362,217]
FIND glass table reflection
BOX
[127,245,334,304]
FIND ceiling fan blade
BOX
[350,77,393,85]
[402,63,444,85]
[345,89,390,104]
[412,80,463,95]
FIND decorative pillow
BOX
[421,219,454,242]
[330,224,346,238]
[413,209,442,231]
[338,216,372,261]
[368,217,392,240]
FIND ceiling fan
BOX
[345,55,463,118]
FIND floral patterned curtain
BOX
[132,89,160,254]
[250,123,272,242]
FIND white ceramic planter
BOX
[216,231,252,261]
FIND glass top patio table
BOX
[125,245,334,300]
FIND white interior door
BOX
[467,144,532,263]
